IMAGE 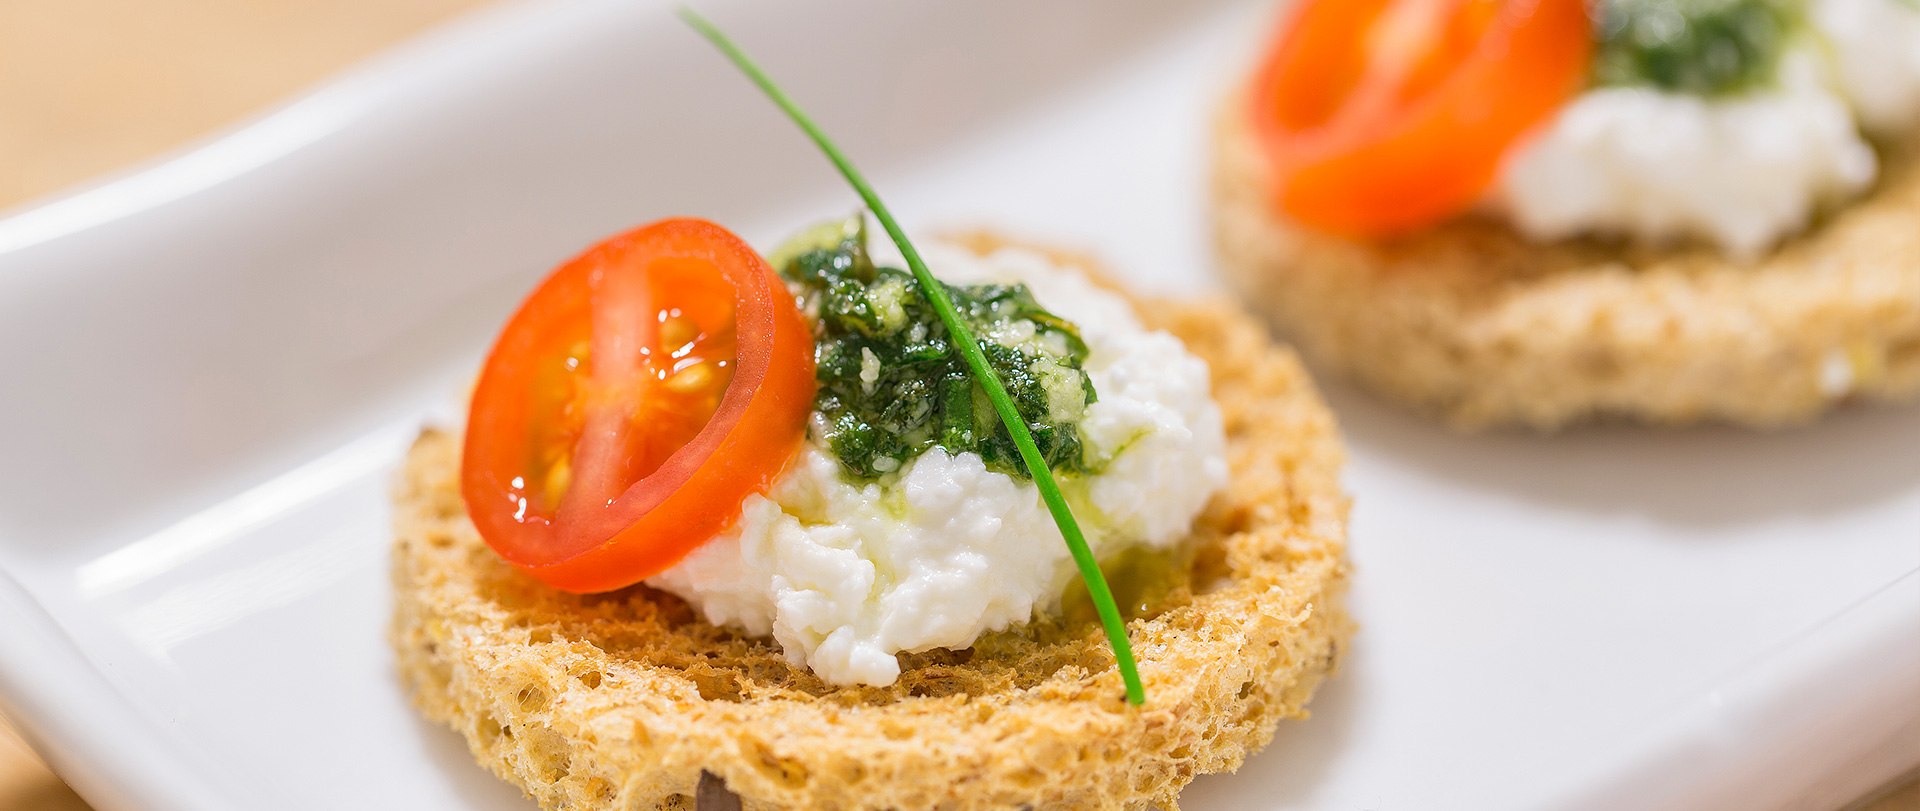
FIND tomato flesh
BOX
[463,218,814,593]
[1249,0,1593,237]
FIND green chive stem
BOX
[679,7,1145,706]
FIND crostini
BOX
[1214,0,1920,428]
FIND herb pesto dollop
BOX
[771,218,1097,482]
[1593,0,1800,97]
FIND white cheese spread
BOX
[648,242,1228,686]
[1493,51,1876,255]
[1812,0,1920,133]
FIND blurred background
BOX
[0,0,1916,809]
[0,3,485,808]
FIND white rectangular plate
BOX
[1,1,1916,809]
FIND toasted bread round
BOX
[1212,96,1920,429]
[390,264,1353,811]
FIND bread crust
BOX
[1212,95,1920,429]
[391,263,1353,811]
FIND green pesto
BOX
[1592,0,1800,97]
[773,217,1097,482]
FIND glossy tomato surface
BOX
[1249,0,1593,237]
[463,218,814,592]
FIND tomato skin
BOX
[462,218,814,593]
[1248,0,1594,237]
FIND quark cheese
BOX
[1813,0,1920,133]
[648,242,1229,687]
[1494,51,1876,255]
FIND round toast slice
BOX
[390,251,1353,811]
[1212,95,1920,429]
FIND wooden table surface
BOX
[0,1,1916,808]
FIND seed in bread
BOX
[1212,96,1920,429]
[390,285,1352,811]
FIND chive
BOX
[679,8,1146,706]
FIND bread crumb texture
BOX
[1213,97,1920,429]
[391,274,1352,811]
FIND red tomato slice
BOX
[462,218,814,593]
[1248,0,1593,237]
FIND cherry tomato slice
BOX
[462,218,814,593]
[1248,0,1593,237]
